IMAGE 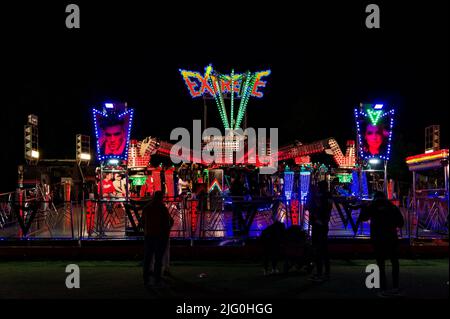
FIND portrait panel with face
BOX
[355,105,394,160]
[93,109,133,160]
[362,122,389,156]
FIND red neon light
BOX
[199,74,214,96]
[86,200,95,234]
[220,79,231,93]
[208,179,222,193]
[165,168,175,198]
[191,200,198,234]
[184,75,202,97]
[152,168,162,192]
[251,71,270,98]
[291,199,299,226]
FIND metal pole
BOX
[98,163,104,237]
[230,69,234,129]
[125,163,129,201]
[70,201,74,239]
[244,109,248,130]
[445,164,449,194]
[412,171,417,239]
[203,96,207,132]
[359,169,363,198]
[384,160,388,196]
[125,163,129,239]
[77,162,85,243]
[445,163,449,234]
[80,197,84,243]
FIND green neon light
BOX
[129,176,147,186]
[336,173,352,184]
[205,64,212,78]
[367,109,382,125]
[209,76,230,129]
[230,69,234,129]
[235,72,256,129]
[234,72,251,129]
[217,82,229,129]
[203,67,266,130]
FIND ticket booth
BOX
[406,149,449,238]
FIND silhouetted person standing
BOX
[142,191,174,287]
[307,180,333,282]
[230,174,246,236]
[360,191,404,296]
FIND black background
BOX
[1,1,448,192]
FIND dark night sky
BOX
[1,1,449,192]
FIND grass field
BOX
[0,259,448,299]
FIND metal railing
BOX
[1,192,447,240]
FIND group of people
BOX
[98,173,127,198]
[309,182,404,297]
[262,180,405,297]
[140,180,405,296]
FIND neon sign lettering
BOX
[180,66,270,98]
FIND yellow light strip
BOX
[406,150,449,165]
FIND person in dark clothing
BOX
[282,226,314,274]
[306,180,333,282]
[359,191,404,296]
[230,175,246,236]
[142,191,174,287]
[261,221,286,275]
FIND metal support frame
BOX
[384,160,388,196]
[412,171,417,239]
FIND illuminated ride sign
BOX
[180,65,270,98]
[180,65,270,130]
[354,103,395,161]
[92,102,134,162]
